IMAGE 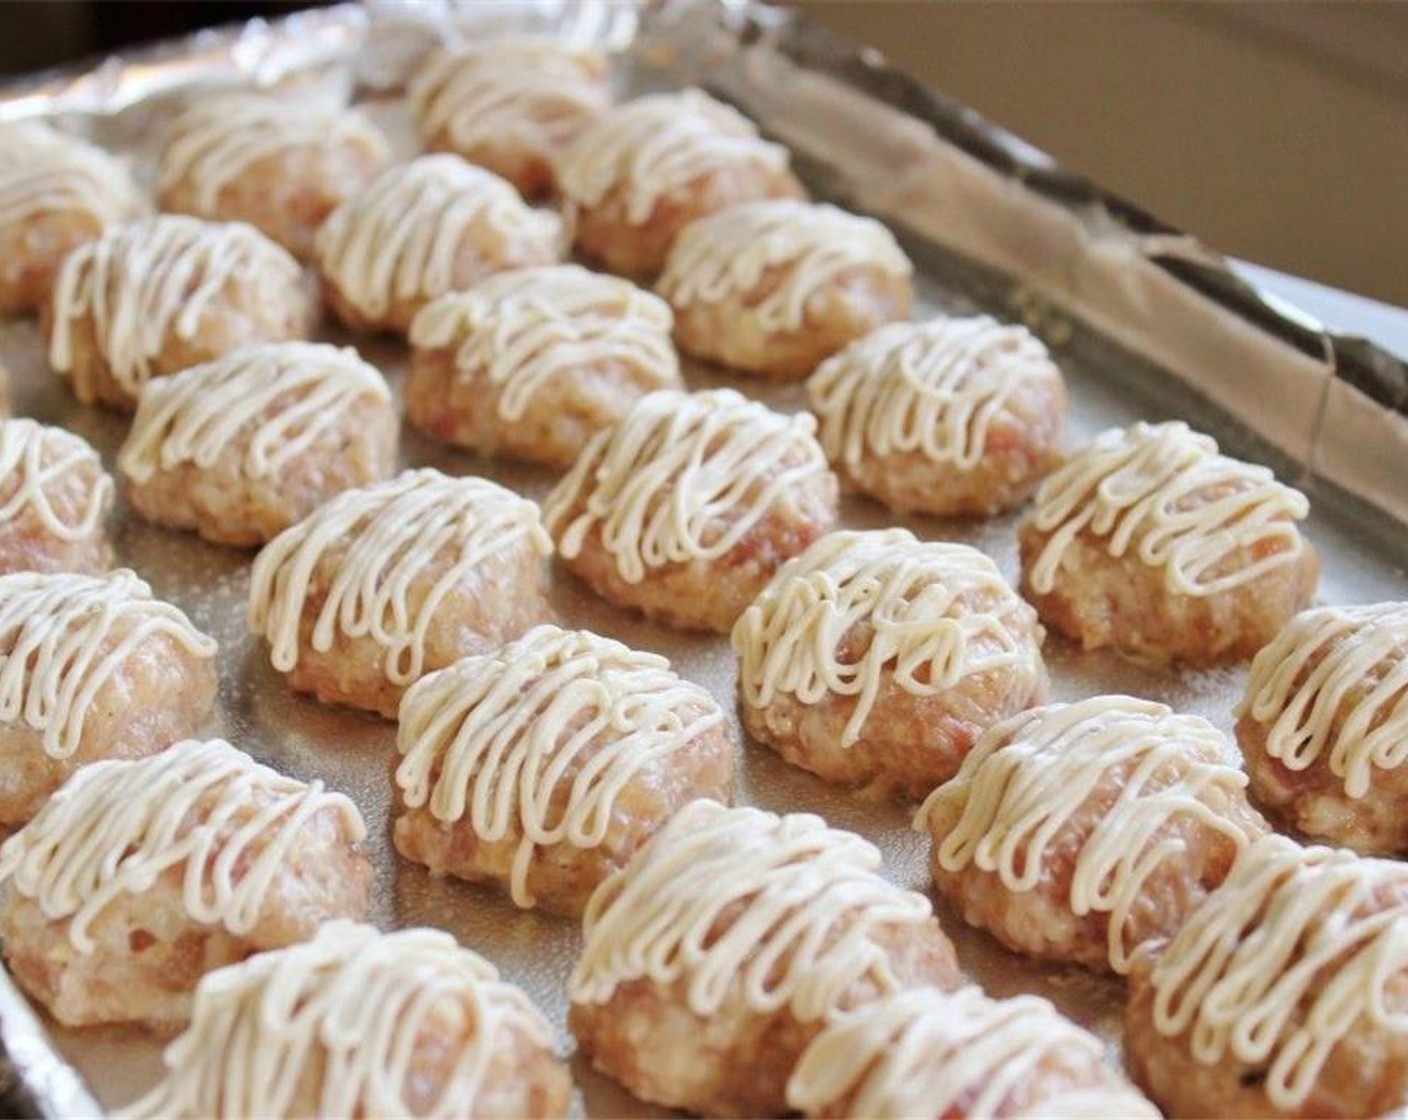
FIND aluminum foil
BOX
[1,2,1408,1117]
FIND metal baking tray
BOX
[2,2,1407,1116]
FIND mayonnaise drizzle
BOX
[918,695,1259,973]
[733,528,1040,747]
[408,264,677,422]
[313,154,561,321]
[118,920,554,1120]
[396,624,723,908]
[0,738,365,954]
[554,88,791,225]
[119,341,392,484]
[1025,420,1309,597]
[1149,835,1408,1110]
[0,569,216,759]
[48,214,304,396]
[657,200,911,332]
[1238,603,1408,800]
[248,469,552,685]
[0,417,112,540]
[544,388,830,584]
[0,121,143,230]
[570,799,933,1019]
[810,316,1061,472]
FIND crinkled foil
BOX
[2,3,1408,1117]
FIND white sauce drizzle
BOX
[248,469,552,685]
[0,738,365,954]
[1025,420,1309,597]
[733,528,1040,747]
[0,121,143,230]
[570,799,933,1019]
[396,624,723,908]
[544,388,830,584]
[917,695,1259,973]
[118,919,554,1120]
[0,417,112,540]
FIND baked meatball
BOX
[657,200,913,380]
[118,920,571,1119]
[410,38,610,200]
[158,91,390,261]
[733,528,1047,800]
[554,88,804,277]
[0,120,145,315]
[1237,601,1408,854]
[119,341,398,547]
[569,800,961,1117]
[406,264,681,469]
[0,737,370,1030]
[394,624,733,916]
[248,468,554,718]
[916,695,1269,974]
[0,416,114,575]
[46,214,311,411]
[314,154,560,334]
[1018,419,1318,665]
[544,388,838,633]
[788,985,1159,1119]
[0,569,217,825]
[1126,835,1408,1119]
[809,316,1067,516]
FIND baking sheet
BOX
[1,2,1408,1117]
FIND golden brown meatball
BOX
[1126,835,1408,1119]
[393,624,733,916]
[158,91,389,261]
[0,417,113,575]
[569,800,961,1117]
[809,316,1068,517]
[0,738,370,1030]
[119,341,398,547]
[1018,420,1317,665]
[410,38,610,200]
[734,529,1048,800]
[657,200,913,380]
[406,265,681,469]
[0,569,217,825]
[314,154,560,334]
[248,468,554,718]
[554,88,804,277]
[45,214,312,411]
[544,388,838,634]
[916,695,1269,974]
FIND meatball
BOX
[119,341,398,547]
[0,569,217,825]
[0,417,114,575]
[657,200,913,380]
[1237,601,1408,854]
[0,738,370,1030]
[1018,419,1318,665]
[314,154,560,335]
[569,800,960,1117]
[733,528,1048,800]
[916,695,1269,974]
[158,91,390,261]
[410,38,610,200]
[248,468,554,718]
[788,986,1159,1119]
[45,214,311,411]
[118,920,571,1119]
[1126,835,1408,1119]
[0,121,145,315]
[809,316,1067,517]
[406,264,681,469]
[554,88,804,277]
[544,388,839,633]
